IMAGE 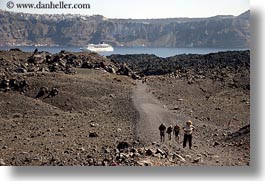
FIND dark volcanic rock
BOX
[9,48,22,52]
[117,141,129,150]
[108,51,250,76]
[108,50,250,90]
[0,49,114,75]
[35,87,49,98]
[0,77,28,93]
[89,132,99,138]
[145,149,154,156]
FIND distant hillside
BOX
[0,10,250,48]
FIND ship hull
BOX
[80,44,114,52]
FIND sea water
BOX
[0,46,248,58]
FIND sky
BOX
[0,0,249,19]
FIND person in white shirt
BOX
[183,120,195,149]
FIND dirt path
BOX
[132,81,188,145]
[132,81,250,166]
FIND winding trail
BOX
[132,81,188,145]
[132,81,248,166]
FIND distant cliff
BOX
[0,10,250,48]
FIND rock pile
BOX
[0,77,28,93]
[0,49,144,94]
[1,49,142,80]
[108,50,250,90]
[35,87,59,98]
[76,142,207,166]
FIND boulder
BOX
[0,78,9,90]
[117,64,131,76]
[15,67,27,73]
[87,158,95,165]
[103,147,111,154]
[89,132,98,138]
[100,62,106,69]
[28,53,47,64]
[193,157,202,163]
[155,148,165,155]
[109,67,116,74]
[173,154,186,162]
[10,79,28,92]
[36,87,49,98]
[48,87,59,97]
[130,148,137,153]
[145,149,154,156]
[1,78,28,93]
[117,141,129,150]
[213,141,220,147]
[82,61,93,69]
[27,64,39,72]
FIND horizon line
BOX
[0,9,250,20]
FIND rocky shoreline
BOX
[0,49,250,166]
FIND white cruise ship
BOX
[80,42,114,52]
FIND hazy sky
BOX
[0,0,249,18]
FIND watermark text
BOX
[6,1,90,10]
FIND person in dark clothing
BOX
[159,123,166,142]
[166,125,173,141]
[183,120,195,149]
[173,123,180,143]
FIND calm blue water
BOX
[0,46,247,58]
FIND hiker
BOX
[159,123,166,142]
[173,123,180,143]
[183,120,195,149]
[166,125,173,140]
